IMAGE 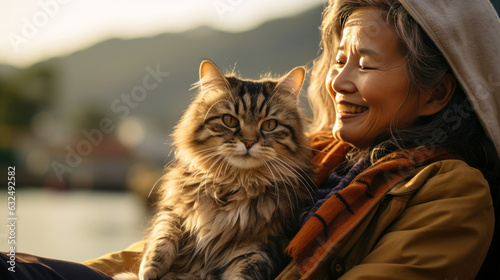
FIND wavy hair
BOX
[308,0,500,185]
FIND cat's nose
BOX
[241,139,256,149]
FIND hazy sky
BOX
[1,0,324,68]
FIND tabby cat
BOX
[114,60,314,280]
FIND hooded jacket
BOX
[275,1,500,278]
[276,134,494,280]
[400,0,500,158]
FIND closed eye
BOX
[359,65,376,70]
[335,61,345,67]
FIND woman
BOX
[3,0,499,279]
[277,0,500,279]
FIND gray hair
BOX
[308,0,499,184]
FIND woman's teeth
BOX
[338,104,368,114]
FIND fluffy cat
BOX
[114,60,314,280]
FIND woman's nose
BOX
[327,66,357,97]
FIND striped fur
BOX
[114,60,314,280]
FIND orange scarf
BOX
[287,132,458,275]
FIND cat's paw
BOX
[139,267,164,280]
[113,272,139,280]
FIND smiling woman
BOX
[282,0,500,279]
[326,7,419,149]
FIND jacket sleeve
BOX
[81,240,145,277]
[339,162,494,280]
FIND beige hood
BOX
[399,0,500,157]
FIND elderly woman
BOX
[278,0,500,279]
[2,1,499,280]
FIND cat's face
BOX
[200,77,302,169]
[173,60,308,172]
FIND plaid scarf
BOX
[287,132,458,275]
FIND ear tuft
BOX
[276,66,306,97]
[199,60,227,92]
[200,60,223,79]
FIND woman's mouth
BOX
[337,103,368,114]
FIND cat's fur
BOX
[114,60,314,280]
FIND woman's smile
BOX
[325,7,421,148]
[336,101,369,119]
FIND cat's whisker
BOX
[263,161,280,213]
[199,155,223,201]
[205,155,223,182]
[178,147,219,167]
[266,160,295,215]
[212,156,227,188]
[271,158,308,205]
[162,138,175,151]
[266,159,294,187]
[192,146,220,155]
[180,168,202,194]
[179,165,191,191]
[268,160,298,213]
[223,158,231,175]
[179,153,211,191]
[213,159,224,185]
[147,173,169,198]
[296,144,328,154]
[218,158,230,182]
[191,151,221,171]
[277,155,316,192]
[275,162,315,201]
[180,151,219,195]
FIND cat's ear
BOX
[199,60,228,91]
[275,66,306,98]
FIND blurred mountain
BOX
[32,4,322,130]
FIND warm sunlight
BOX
[0,0,323,67]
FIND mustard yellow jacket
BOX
[277,159,494,280]
[83,159,494,280]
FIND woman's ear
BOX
[418,73,456,116]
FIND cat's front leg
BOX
[139,211,182,280]
[222,251,276,280]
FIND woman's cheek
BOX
[325,69,338,97]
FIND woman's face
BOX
[325,8,423,149]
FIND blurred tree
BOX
[0,63,56,167]
[0,63,55,127]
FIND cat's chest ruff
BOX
[184,189,278,237]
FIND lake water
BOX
[0,188,148,263]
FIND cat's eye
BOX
[222,114,239,128]
[261,119,278,131]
